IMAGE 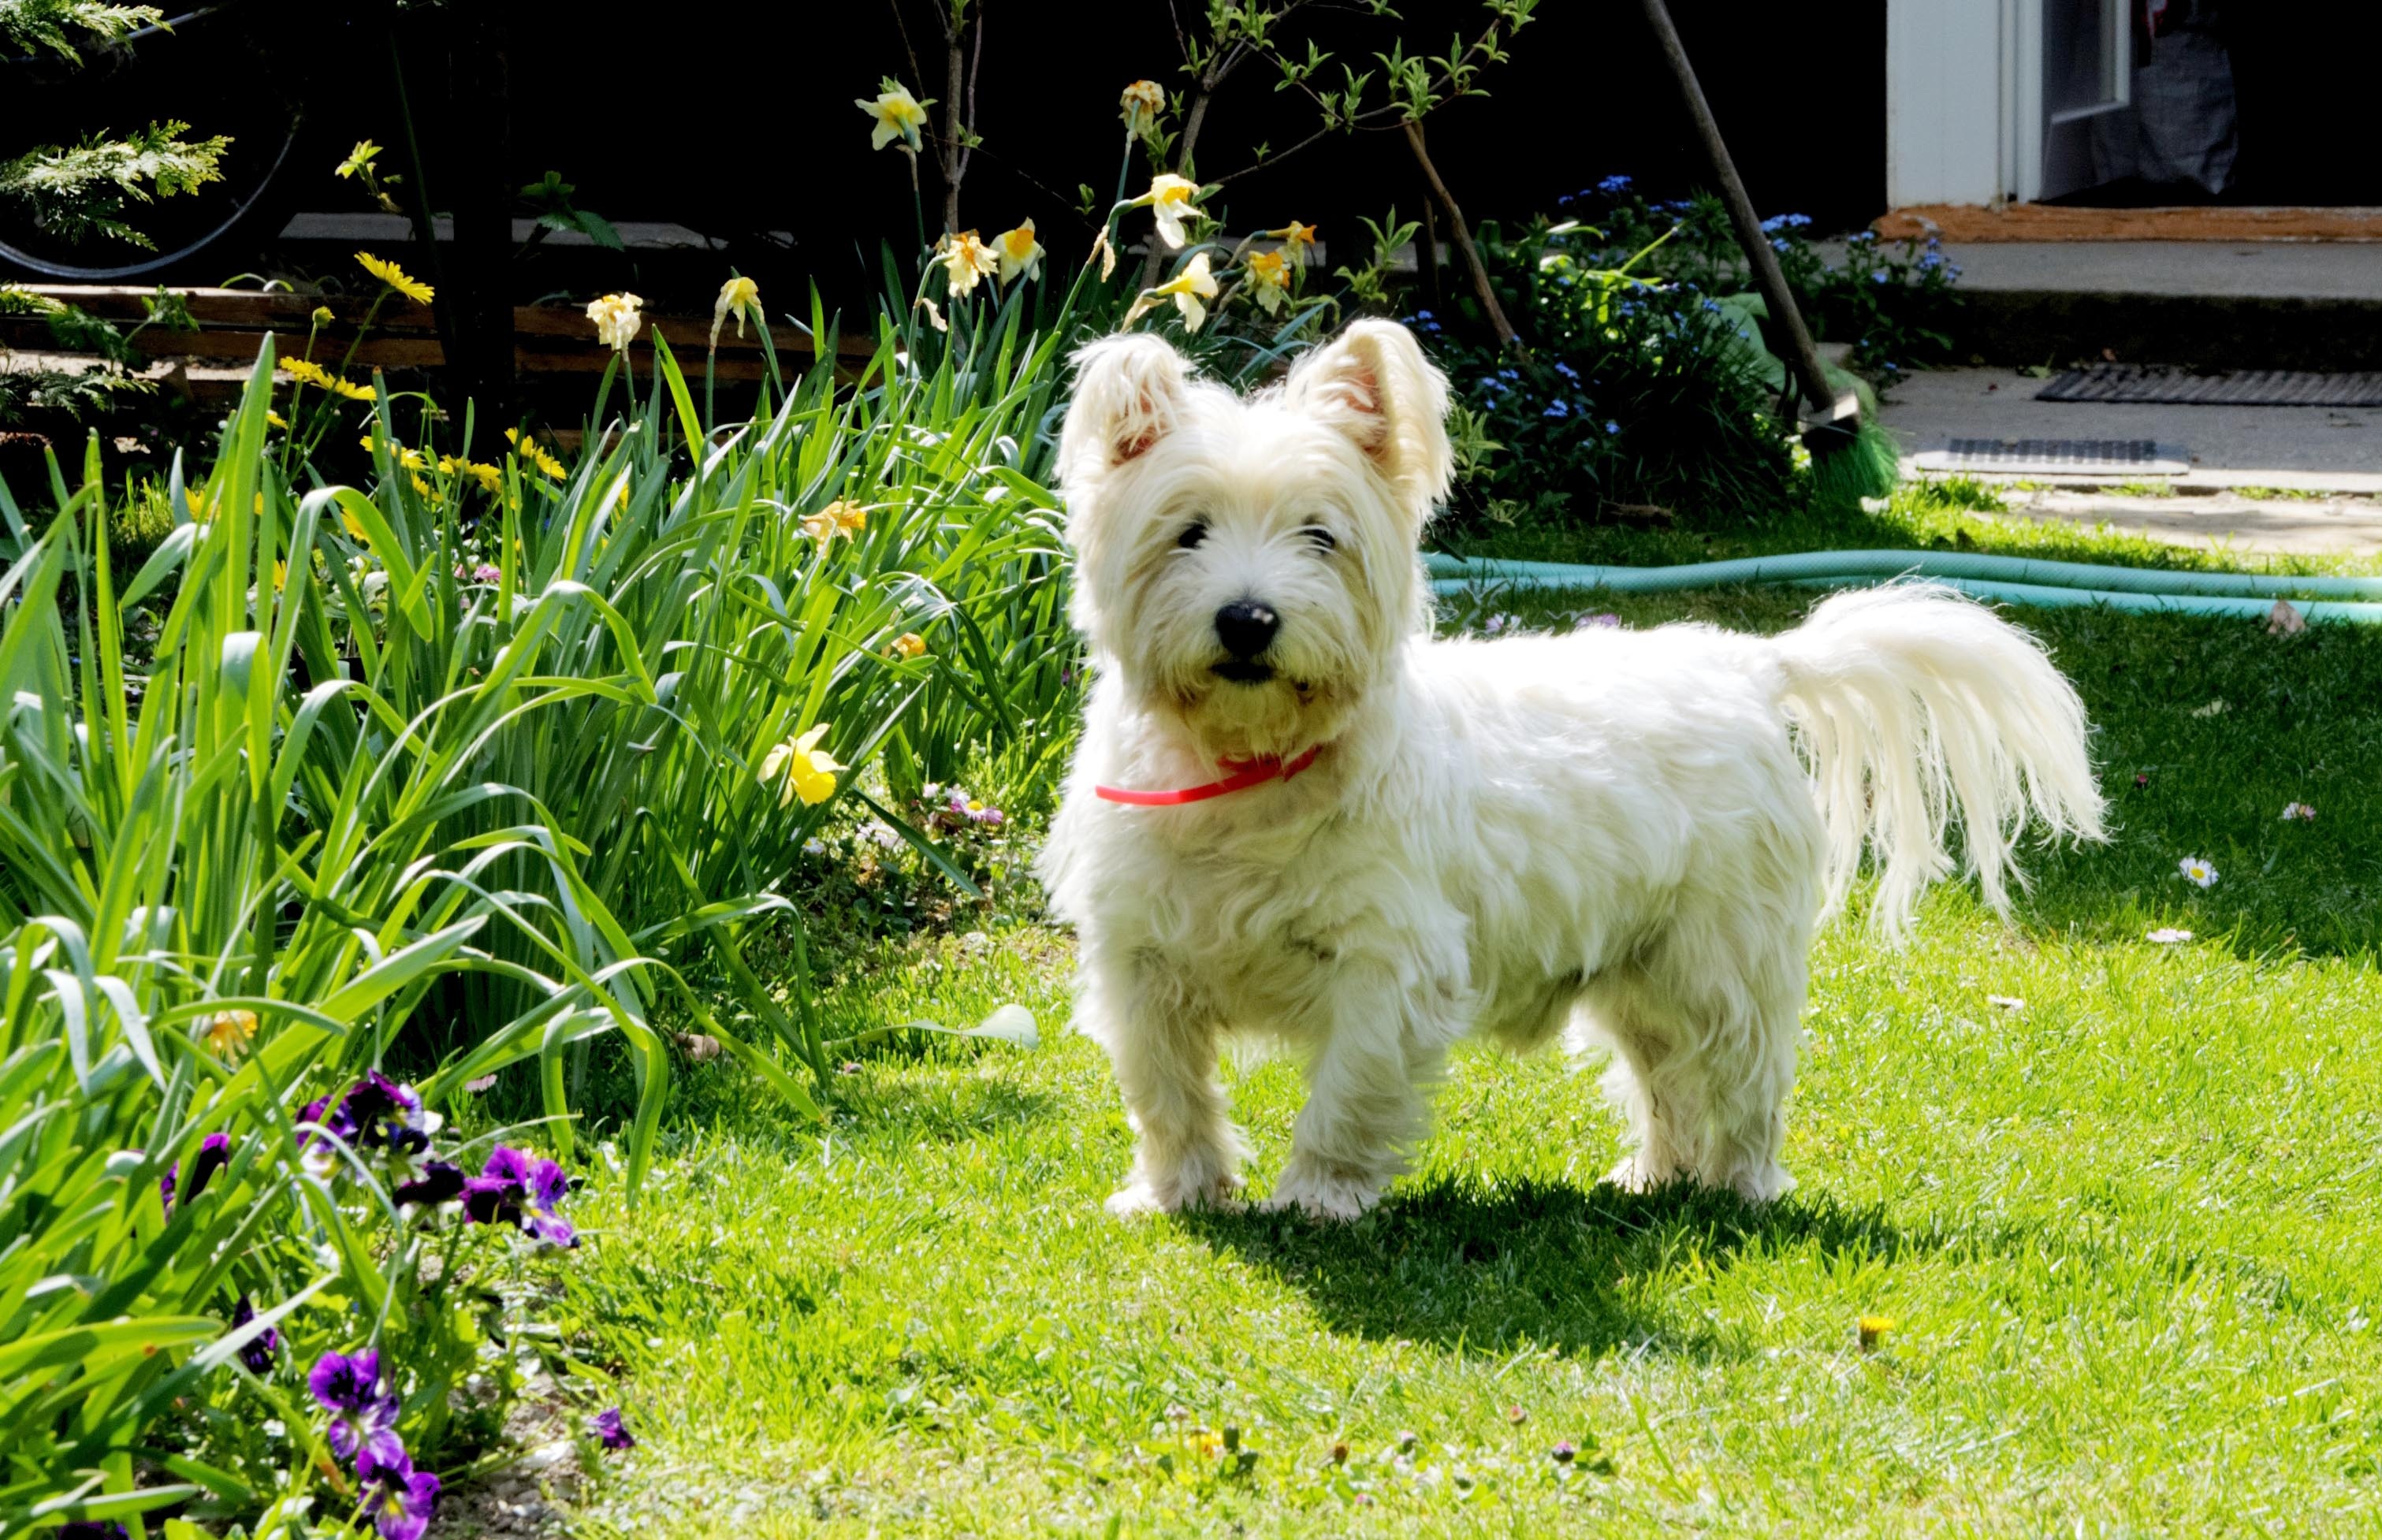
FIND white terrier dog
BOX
[1037,319,2104,1221]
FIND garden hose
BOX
[1425,550,2382,625]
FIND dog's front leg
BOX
[1083,950,1249,1218]
[1264,972,1459,1222]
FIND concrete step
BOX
[1824,240,2382,370]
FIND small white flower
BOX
[1987,995,2025,1011]
[2178,856,2218,888]
[2281,802,2316,821]
[803,838,826,857]
[2189,698,2228,720]
[2146,926,2194,944]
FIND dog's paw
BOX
[1260,1159,1384,1222]
[1104,1169,1243,1219]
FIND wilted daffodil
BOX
[1123,251,1219,333]
[761,725,842,807]
[1245,248,1291,314]
[355,251,434,305]
[1120,80,1165,138]
[938,229,998,297]
[1275,221,1318,266]
[801,500,868,545]
[890,631,927,661]
[994,221,1044,284]
[858,77,933,152]
[1131,173,1206,250]
[711,274,760,348]
[205,1009,257,1061]
[586,292,644,352]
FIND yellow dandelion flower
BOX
[993,220,1044,285]
[856,77,933,152]
[889,631,927,661]
[204,1008,258,1061]
[265,410,290,430]
[355,251,434,305]
[586,292,644,352]
[937,229,998,298]
[358,433,426,471]
[281,356,374,401]
[1858,1315,1896,1350]
[759,724,842,807]
[1122,251,1219,333]
[504,426,568,480]
[711,274,761,348]
[439,455,503,494]
[1120,80,1165,139]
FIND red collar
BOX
[1096,743,1324,806]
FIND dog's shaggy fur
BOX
[1038,320,2105,1220]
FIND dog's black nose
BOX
[1215,600,1279,660]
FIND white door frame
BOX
[1887,0,2130,206]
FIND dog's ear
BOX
[1059,333,1193,487]
[1282,319,1453,511]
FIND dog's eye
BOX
[1301,525,1337,553]
[1176,521,1208,550]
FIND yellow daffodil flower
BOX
[1123,251,1219,333]
[938,229,998,298]
[504,426,568,480]
[857,77,933,152]
[1120,80,1165,138]
[355,251,434,305]
[204,1007,258,1061]
[586,292,644,352]
[281,356,374,401]
[760,724,842,807]
[335,140,381,179]
[1245,248,1291,315]
[1131,173,1205,250]
[993,221,1044,285]
[710,274,761,348]
[1276,221,1318,266]
[799,500,867,545]
[890,631,927,661]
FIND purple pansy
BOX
[161,1132,233,1215]
[594,1407,635,1449]
[393,1159,466,1211]
[58,1523,128,1540]
[232,1294,279,1373]
[463,1146,575,1247]
[361,1454,442,1540]
[309,1348,404,1473]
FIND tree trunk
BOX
[941,29,966,233]
[1401,119,1515,349]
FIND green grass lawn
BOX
[531,490,2382,1536]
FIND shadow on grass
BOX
[1181,1175,1926,1362]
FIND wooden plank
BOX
[1876,204,2382,243]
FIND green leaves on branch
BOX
[0,119,231,248]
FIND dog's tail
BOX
[1766,583,2104,935]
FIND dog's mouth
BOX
[1211,659,1277,685]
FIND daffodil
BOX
[505,426,568,480]
[1275,221,1318,266]
[993,221,1044,285]
[334,139,381,179]
[1244,248,1291,315]
[711,274,761,348]
[916,295,949,333]
[1131,173,1206,250]
[857,77,933,152]
[586,292,644,352]
[760,724,842,807]
[1122,251,1219,333]
[355,251,434,305]
[890,631,927,661]
[205,1008,257,1061]
[937,229,998,297]
[1120,79,1165,138]
[281,356,374,401]
[799,500,867,545]
[2178,856,2218,888]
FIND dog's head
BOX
[1055,319,1452,759]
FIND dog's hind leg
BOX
[1082,948,1250,1218]
[1579,922,1806,1203]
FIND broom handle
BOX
[1635,0,1844,418]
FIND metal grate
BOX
[2038,365,2382,407]
[1913,438,2189,476]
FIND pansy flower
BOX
[595,1407,635,1449]
[310,1348,404,1472]
[361,1453,441,1540]
[463,1146,576,1247]
[231,1294,280,1373]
